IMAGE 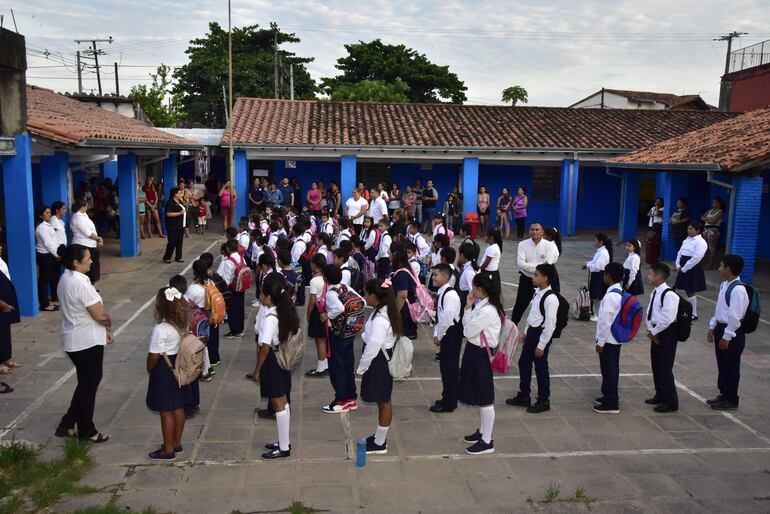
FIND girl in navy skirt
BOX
[357,279,404,454]
[622,239,644,296]
[458,273,503,455]
[479,229,503,293]
[305,253,329,378]
[674,221,708,321]
[255,273,300,460]
[582,233,613,319]
[146,286,190,461]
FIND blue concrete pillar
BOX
[118,153,139,257]
[40,152,69,214]
[569,160,579,236]
[1,134,39,316]
[658,171,688,261]
[461,158,479,218]
[341,155,357,206]
[558,159,579,236]
[72,170,87,192]
[234,150,248,221]
[162,153,177,198]
[728,176,763,284]
[100,160,118,183]
[618,171,641,243]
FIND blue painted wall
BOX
[758,169,770,260]
[391,162,458,206]
[577,166,621,229]
[273,160,341,198]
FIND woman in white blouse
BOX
[55,244,113,443]
[70,199,104,285]
[35,205,61,312]
[50,201,68,302]
[458,273,503,455]
[674,220,708,321]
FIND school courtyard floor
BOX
[1,229,769,514]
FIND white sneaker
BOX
[251,299,260,307]
[589,316,598,322]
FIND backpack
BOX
[301,242,318,262]
[349,267,365,295]
[572,286,592,321]
[410,257,430,282]
[371,229,382,253]
[479,314,520,374]
[204,279,226,325]
[266,313,305,371]
[662,289,692,342]
[726,281,762,334]
[188,300,210,342]
[228,255,252,293]
[382,336,414,379]
[163,332,206,387]
[361,253,376,283]
[607,289,643,343]
[393,268,436,324]
[540,291,571,339]
[211,272,233,305]
[328,284,366,338]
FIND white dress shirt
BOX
[148,322,181,355]
[525,286,559,350]
[462,298,502,348]
[50,215,68,246]
[58,269,106,352]
[237,231,251,251]
[216,252,241,285]
[364,228,377,251]
[586,247,610,273]
[185,283,206,308]
[482,243,501,272]
[676,235,708,272]
[409,232,431,259]
[291,238,306,263]
[257,306,280,346]
[623,253,641,287]
[709,277,750,341]
[434,284,461,340]
[646,283,679,335]
[35,221,60,255]
[357,308,396,374]
[369,196,388,224]
[376,232,392,260]
[596,283,623,346]
[409,257,421,277]
[70,211,97,248]
[432,223,448,238]
[459,261,476,292]
[321,221,334,236]
[517,238,559,277]
[339,262,351,286]
[336,229,352,248]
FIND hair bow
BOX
[164,287,182,301]
[381,278,392,289]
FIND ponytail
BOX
[471,272,504,316]
[487,228,503,254]
[596,233,613,262]
[261,273,299,342]
[459,242,478,271]
[364,279,403,338]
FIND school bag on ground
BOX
[211,272,233,305]
[267,313,305,371]
[393,268,436,324]
[661,289,692,342]
[607,290,643,343]
[726,281,762,334]
[188,301,210,342]
[163,332,206,387]
[204,279,226,325]
[540,291,571,338]
[228,255,252,293]
[479,315,520,374]
[572,286,591,321]
[382,336,414,380]
[328,284,366,338]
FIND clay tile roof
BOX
[26,85,196,148]
[603,89,685,106]
[609,106,770,172]
[222,98,734,150]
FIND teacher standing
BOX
[0,244,20,394]
[70,199,103,285]
[163,187,186,264]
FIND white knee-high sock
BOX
[479,406,495,444]
[317,358,328,372]
[592,300,600,316]
[689,296,698,317]
[276,409,290,451]
[374,425,389,446]
[202,348,211,375]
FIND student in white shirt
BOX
[254,273,300,460]
[357,278,403,454]
[335,217,353,248]
[333,248,352,287]
[237,221,251,253]
[644,262,680,413]
[430,264,462,413]
[35,206,61,312]
[506,263,559,414]
[305,254,329,377]
[405,242,423,280]
[216,239,245,338]
[622,239,644,295]
[316,233,333,264]
[320,212,334,237]
[582,233,613,321]
[440,247,457,289]
[368,189,388,225]
[593,262,625,414]
[407,221,431,259]
[49,201,68,304]
[290,224,308,306]
[457,242,478,306]
[458,273,503,455]
[345,189,369,233]
[432,212,449,238]
[188,260,218,378]
[707,254,751,410]
[375,219,392,279]
[510,223,559,323]
[674,221,708,320]
[479,228,503,291]
[360,216,378,261]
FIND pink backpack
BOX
[392,268,435,324]
[480,314,520,374]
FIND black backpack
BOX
[349,267,365,296]
[726,281,761,334]
[540,291,570,339]
[661,289,692,342]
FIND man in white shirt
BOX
[216,239,245,338]
[593,262,625,414]
[511,223,559,323]
[430,264,462,413]
[369,189,388,225]
[707,254,751,410]
[344,188,369,234]
[645,262,680,413]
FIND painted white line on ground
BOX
[675,379,770,446]
[698,294,770,326]
[501,281,519,288]
[394,372,652,382]
[0,240,220,441]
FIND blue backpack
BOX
[726,281,761,334]
[609,289,643,343]
[410,257,430,282]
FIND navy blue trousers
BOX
[599,343,621,409]
[438,324,463,408]
[328,331,357,402]
[518,327,552,401]
[714,323,745,404]
[651,326,678,408]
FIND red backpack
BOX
[301,241,318,262]
[228,255,252,293]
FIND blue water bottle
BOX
[356,437,366,467]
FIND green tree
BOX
[501,85,528,106]
[321,39,467,104]
[130,64,185,127]
[329,78,409,103]
[172,22,316,127]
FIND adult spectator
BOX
[184,179,197,238]
[402,185,417,220]
[35,205,61,312]
[477,186,491,232]
[193,177,206,203]
[512,187,528,239]
[50,201,68,296]
[369,188,388,224]
[413,179,424,224]
[205,175,220,214]
[163,187,186,264]
[496,187,513,239]
[55,244,112,442]
[510,222,559,324]
[306,182,323,218]
[357,183,370,202]
[278,177,294,208]
[318,180,328,210]
[701,197,725,269]
[647,197,664,233]
[327,181,342,216]
[646,197,665,264]
[219,179,237,231]
[291,177,303,210]
[265,181,283,210]
[388,208,408,241]
[345,188,369,234]
[0,242,21,392]
[669,197,691,252]
[444,191,461,235]
[143,177,165,237]
[137,184,149,239]
[70,198,103,285]
[421,180,439,233]
[388,183,401,216]
[249,177,265,212]
[377,182,390,203]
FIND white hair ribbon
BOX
[164,287,182,302]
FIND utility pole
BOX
[228,1,235,228]
[716,31,747,111]
[290,63,294,100]
[74,37,113,96]
[76,51,83,93]
[114,62,119,95]
[271,22,279,99]
[222,83,229,123]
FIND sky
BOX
[5,0,770,108]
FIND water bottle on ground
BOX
[356,437,366,467]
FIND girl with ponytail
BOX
[582,233,613,318]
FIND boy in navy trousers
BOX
[593,262,625,414]
[430,264,462,413]
[644,262,680,413]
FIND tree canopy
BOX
[130,64,185,127]
[329,77,409,103]
[502,85,528,106]
[320,39,467,104]
[172,22,316,127]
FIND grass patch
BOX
[574,486,588,501]
[543,482,561,503]
[70,504,160,514]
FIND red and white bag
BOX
[480,314,520,374]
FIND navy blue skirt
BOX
[674,256,707,293]
[308,304,326,338]
[361,349,393,403]
[484,270,501,292]
[458,343,494,406]
[260,348,291,399]
[589,271,608,301]
[623,269,644,296]
[147,355,184,412]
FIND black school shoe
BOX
[526,401,550,414]
[654,403,678,413]
[710,398,739,411]
[463,429,482,444]
[265,442,292,451]
[257,408,276,420]
[466,440,494,455]
[706,395,724,405]
[365,436,388,455]
[593,404,620,414]
[593,396,605,406]
[645,396,663,405]
[505,394,531,407]
[305,368,328,378]
[147,449,175,461]
[429,402,455,413]
[261,448,290,460]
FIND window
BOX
[531,167,561,201]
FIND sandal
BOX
[84,432,110,444]
[42,305,60,312]
[4,361,21,369]
[0,382,13,394]
[55,426,77,438]
[245,373,258,382]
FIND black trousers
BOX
[438,324,463,408]
[511,273,535,324]
[59,345,104,438]
[208,324,220,363]
[515,217,526,238]
[328,330,357,402]
[163,229,184,262]
[518,327,552,401]
[714,323,745,404]
[36,252,57,309]
[651,326,679,408]
[51,259,62,302]
[0,324,11,362]
[227,291,245,334]
[599,344,621,409]
[87,247,100,284]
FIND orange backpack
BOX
[204,279,226,325]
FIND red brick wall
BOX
[727,63,770,111]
